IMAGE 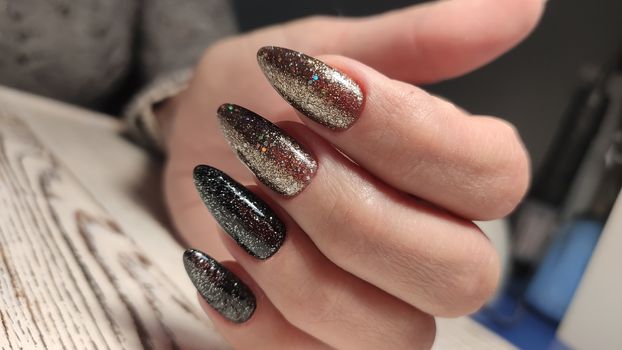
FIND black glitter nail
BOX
[193,165,286,259]
[217,103,317,196]
[183,249,256,323]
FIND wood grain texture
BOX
[0,112,227,349]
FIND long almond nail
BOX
[217,104,317,196]
[257,46,364,130]
[193,165,285,259]
[183,249,256,323]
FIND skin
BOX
[159,0,544,348]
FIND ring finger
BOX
[215,105,499,317]
[191,165,435,350]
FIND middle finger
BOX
[217,104,500,317]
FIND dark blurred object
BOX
[477,64,622,349]
[532,69,611,208]
[512,60,612,268]
[524,90,622,321]
[233,0,418,30]
[512,44,622,269]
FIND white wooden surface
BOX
[0,85,515,349]
[557,192,622,350]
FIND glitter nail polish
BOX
[257,46,364,130]
[193,165,285,259]
[217,103,317,197]
[183,249,256,323]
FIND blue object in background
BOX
[525,219,603,321]
[473,294,560,349]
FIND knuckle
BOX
[393,313,436,350]
[474,117,531,219]
[378,222,499,317]
[434,234,500,316]
[458,241,500,314]
[416,316,437,350]
[494,120,531,212]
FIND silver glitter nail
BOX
[217,104,317,197]
[257,46,364,130]
[183,249,256,323]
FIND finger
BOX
[192,166,435,350]
[284,123,501,317]
[248,0,544,83]
[214,106,499,317]
[256,48,530,220]
[222,229,435,350]
[184,250,329,349]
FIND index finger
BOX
[257,47,530,220]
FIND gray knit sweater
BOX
[0,0,237,111]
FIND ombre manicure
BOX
[217,104,317,196]
[193,165,285,259]
[257,46,364,130]
[183,249,256,323]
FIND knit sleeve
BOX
[124,0,238,152]
[138,0,238,84]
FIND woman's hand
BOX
[163,1,543,348]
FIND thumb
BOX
[254,0,545,83]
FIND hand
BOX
[164,1,543,348]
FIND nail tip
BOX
[256,45,272,59]
[193,164,213,178]
[182,248,198,260]
[182,249,207,285]
[192,165,220,200]
[256,45,283,58]
[182,248,256,323]
[216,103,235,120]
[216,103,251,130]
[217,102,232,112]
[182,248,206,268]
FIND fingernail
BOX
[257,46,364,130]
[193,165,285,259]
[217,103,317,196]
[183,249,256,323]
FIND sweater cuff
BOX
[124,68,193,152]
